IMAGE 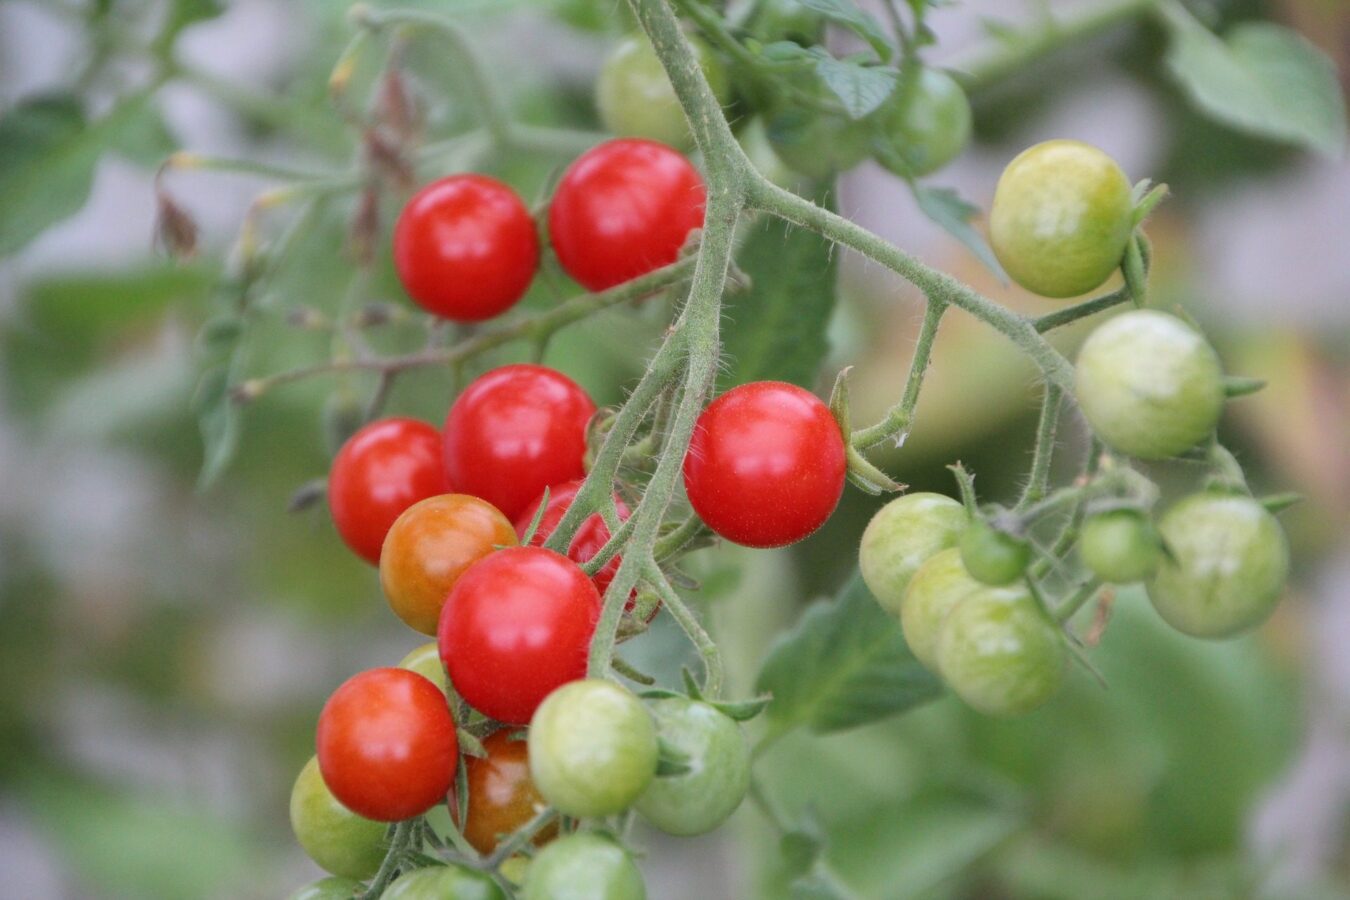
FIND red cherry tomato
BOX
[442,365,597,521]
[438,547,601,725]
[683,381,846,548]
[514,480,632,599]
[547,138,706,291]
[393,174,539,322]
[457,730,558,855]
[316,668,458,822]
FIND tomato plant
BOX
[1080,509,1161,584]
[521,833,646,900]
[515,480,634,603]
[597,33,730,149]
[899,547,986,674]
[634,696,750,835]
[872,66,972,178]
[289,756,388,880]
[860,492,968,616]
[960,520,1032,586]
[458,730,557,855]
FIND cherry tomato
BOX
[1148,493,1289,638]
[872,66,971,178]
[383,865,504,900]
[522,833,646,900]
[859,492,968,617]
[289,756,387,879]
[286,877,363,900]
[683,381,846,548]
[1079,509,1161,584]
[765,106,871,181]
[960,521,1031,586]
[439,547,601,724]
[458,730,558,855]
[443,365,597,521]
[327,418,448,565]
[748,0,824,45]
[936,584,1065,716]
[398,642,454,699]
[393,174,539,322]
[528,679,658,818]
[380,494,517,636]
[900,547,984,673]
[634,697,749,836]
[1075,310,1225,460]
[989,140,1134,298]
[548,138,706,291]
[316,668,459,822]
[596,33,730,150]
[515,480,643,610]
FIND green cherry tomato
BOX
[523,833,646,900]
[383,865,505,900]
[960,521,1031,586]
[289,756,387,880]
[765,106,871,181]
[860,492,968,617]
[900,547,985,673]
[1075,310,1225,460]
[1079,509,1161,584]
[528,679,658,818]
[872,67,971,178]
[596,33,730,149]
[748,0,824,46]
[398,641,453,698]
[286,877,363,900]
[1148,493,1289,638]
[634,698,750,836]
[989,139,1134,298]
[937,584,1065,716]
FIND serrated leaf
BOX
[797,0,893,61]
[720,215,836,389]
[813,57,898,119]
[911,184,1007,282]
[756,573,942,734]
[194,365,241,490]
[1160,5,1346,158]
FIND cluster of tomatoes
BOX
[859,140,1291,718]
[288,132,856,899]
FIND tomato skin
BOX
[443,365,597,521]
[765,106,871,181]
[286,877,364,900]
[859,492,968,617]
[596,33,730,150]
[959,521,1031,586]
[528,679,658,818]
[289,756,387,880]
[936,584,1065,716]
[383,865,505,900]
[459,730,558,855]
[380,494,517,636]
[1075,310,1225,460]
[398,641,454,699]
[548,138,706,291]
[522,832,646,900]
[439,547,601,724]
[989,139,1134,298]
[872,67,971,178]
[900,547,985,673]
[634,698,749,836]
[393,174,539,322]
[1079,509,1160,584]
[328,418,449,565]
[1148,493,1289,638]
[683,381,846,548]
[316,668,458,822]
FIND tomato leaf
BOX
[796,0,894,62]
[910,183,1008,282]
[813,57,898,119]
[1160,4,1347,158]
[720,214,837,390]
[193,364,242,490]
[756,572,942,735]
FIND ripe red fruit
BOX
[316,668,458,822]
[438,547,601,725]
[683,381,846,548]
[327,418,449,565]
[442,365,597,521]
[514,480,631,599]
[548,138,706,291]
[393,174,539,321]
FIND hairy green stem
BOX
[852,299,946,449]
[644,560,725,696]
[360,819,415,900]
[1018,384,1063,510]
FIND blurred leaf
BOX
[720,216,836,389]
[109,105,178,167]
[23,263,215,350]
[813,57,897,119]
[194,364,242,489]
[757,572,942,734]
[911,184,1007,281]
[0,92,156,255]
[1160,5,1347,158]
[797,0,893,61]
[153,0,225,54]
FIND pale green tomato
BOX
[737,117,796,189]
[383,865,504,900]
[989,139,1134,298]
[596,33,730,149]
[1148,493,1289,638]
[872,67,972,177]
[523,833,646,900]
[1075,310,1225,459]
[635,698,749,836]
[1079,509,1160,584]
[288,756,387,880]
[900,547,984,673]
[859,492,968,617]
[765,106,871,181]
[937,584,1065,716]
[528,679,658,818]
[959,521,1031,586]
[398,642,452,697]
[287,877,363,900]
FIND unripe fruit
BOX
[596,33,729,149]
[635,698,750,836]
[960,521,1031,586]
[859,492,968,617]
[522,833,647,900]
[383,865,505,900]
[900,547,984,673]
[288,757,386,880]
[872,67,971,177]
[1079,509,1161,584]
